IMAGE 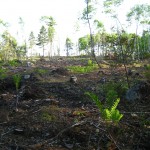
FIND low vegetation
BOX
[0,57,149,149]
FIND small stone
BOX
[24,74,30,79]
[127,69,133,76]
[70,75,77,84]
[14,128,24,135]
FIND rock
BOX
[126,81,150,102]
[70,75,77,84]
[14,128,24,135]
[126,88,141,102]
[24,74,30,79]
[98,77,106,84]
[127,69,133,76]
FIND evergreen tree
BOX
[28,31,35,57]
[37,26,48,57]
[65,37,73,56]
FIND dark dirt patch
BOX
[0,58,150,150]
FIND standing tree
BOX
[65,37,73,56]
[0,31,17,62]
[126,4,150,60]
[37,26,48,57]
[94,19,105,55]
[78,35,90,54]
[40,16,56,58]
[18,17,27,59]
[28,31,36,58]
[81,0,101,68]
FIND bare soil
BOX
[0,57,149,150]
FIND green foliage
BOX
[13,74,21,91]
[85,92,123,123]
[65,37,73,56]
[105,90,118,109]
[144,64,150,70]
[81,1,96,21]
[87,59,93,66]
[103,81,128,98]
[78,35,90,53]
[0,67,7,79]
[0,31,18,61]
[35,68,48,74]
[144,64,150,81]
[37,25,48,56]
[40,112,56,122]
[9,60,20,67]
[68,64,98,73]
[127,4,150,23]
[28,31,35,49]
[85,92,103,112]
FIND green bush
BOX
[35,68,48,74]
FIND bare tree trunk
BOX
[86,1,101,68]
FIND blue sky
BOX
[0,0,149,55]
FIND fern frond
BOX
[111,109,123,122]
[102,109,111,120]
[110,98,120,112]
[85,92,103,112]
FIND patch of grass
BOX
[9,59,22,67]
[68,65,98,74]
[40,112,56,122]
[101,64,109,68]
[35,68,48,74]
[40,106,62,122]
[133,63,142,67]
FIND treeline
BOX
[0,0,150,61]
[78,30,150,60]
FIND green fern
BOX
[85,92,103,112]
[85,92,123,123]
[110,98,120,112]
[111,109,123,122]
[102,108,111,120]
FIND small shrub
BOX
[41,112,56,122]
[87,59,93,66]
[13,74,21,91]
[9,59,21,67]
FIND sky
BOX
[0,0,149,55]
